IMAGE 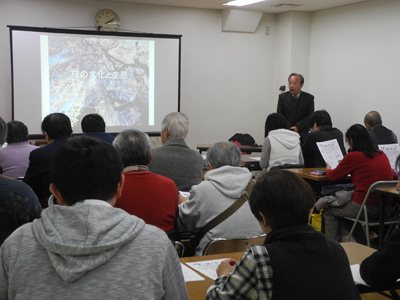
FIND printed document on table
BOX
[316,139,344,169]
[378,144,400,169]
[186,259,227,280]
[181,263,205,282]
[248,157,261,161]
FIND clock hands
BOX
[105,17,118,25]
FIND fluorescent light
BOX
[223,0,264,7]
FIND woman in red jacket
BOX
[324,124,393,243]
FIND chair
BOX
[269,164,304,171]
[202,234,266,256]
[345,180,400,247]
[174,241,185,257]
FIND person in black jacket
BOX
[302,110,347,167]
[207,170,361,300]
[23,113,72,207]
[364,111,398,148]
[360,228,400,290]
[277,73,314,143]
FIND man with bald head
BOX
[364,111,397,148]
[277,73,314,143]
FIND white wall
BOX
[1,0,276,148]
[274,12,293,95]
[2,0,400,150]
[290,12,311,88]
[309,0,400,137]
[274,12,312,100]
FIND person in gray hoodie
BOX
[179,142,264,256]
[0,136,188,300]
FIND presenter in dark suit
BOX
[277,73,314,143]
[23,113,72,207]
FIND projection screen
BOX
[8,26,181,138]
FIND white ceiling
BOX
[92,0,373,13]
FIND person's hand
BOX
[179,194,188,204]
[396,181,400,191]
[326,163,331,170]
[216,259,238,277]
[290,126,299,133]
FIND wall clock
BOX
[94,9,120,31]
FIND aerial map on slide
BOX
[47,36,150,128]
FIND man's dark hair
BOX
[288,73,304,84]
[364,111,382,127]
[346,124,378,159]
[6,120,29,144]
[41,113,72,140]
[249,170,315,230]
[264,113,287,137]
[308,110,333,129]
[113,129,151,167]
[50,136,123,206]
[81,113,106,133]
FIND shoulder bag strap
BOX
[190,179,255,246]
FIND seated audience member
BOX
[0,120,38,178]
[81,113,115,144]
[0,174,41,245]
[260,113,303,171]
[324,124,393,243]
[302,110,346,167]
[364,111,398,148]
[0,136,188,299]
[360,227,400,290]
[148,112,204,192]
[179,142,264,256]
[113,129,179,237]
[23,113,72,207]
[206,170,361,300]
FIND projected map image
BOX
[45,36,152,129]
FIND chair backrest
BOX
[269,164,304,171]
[349,180,399,221]
[369,181,400,219]
[370,180,399,196]
[345,180,399,246]
[174,241,185,257]
[202,234,266,256]
[360,180,399,207]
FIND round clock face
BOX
[94,9,120,32]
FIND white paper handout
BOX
[180,263,205,282]
[316,139,344,169]
[179,191,190,198]
[186,258,228,280]
[248,156,261,161]
[378,143,400,169]
[350,264,369,286]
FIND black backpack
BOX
[229,133,256,146]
